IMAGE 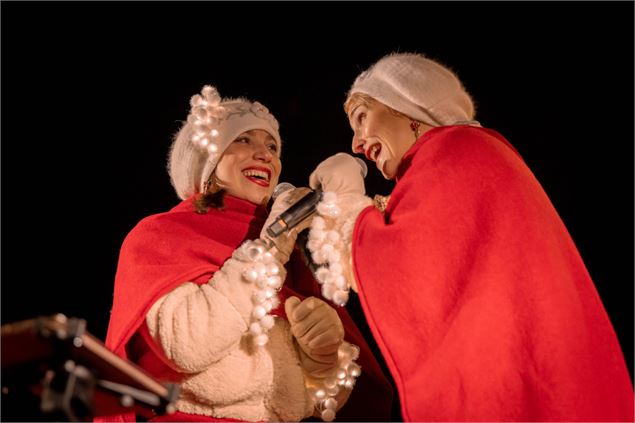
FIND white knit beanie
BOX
[348,53,476,126]
[168,85,281,200]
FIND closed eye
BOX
[356,112,366,125]
[350,106,366,128]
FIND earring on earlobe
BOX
[410,121,421,140]
[204,172,221,195]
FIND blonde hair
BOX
[344,92,410,120]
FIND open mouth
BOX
[365,143,381,162]
[242,167,271,187]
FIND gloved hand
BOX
[309,153,366,196]
[285,296,344,378]
[261,187,315,265]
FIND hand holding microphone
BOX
[309,153,367,196]
[267,155,367,238]
[260,185,315,265]
[261,154,367,264]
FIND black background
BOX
[2,2,633,382]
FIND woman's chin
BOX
[378,158,396,180]
[381,172,396,180]
[251,192,272,206]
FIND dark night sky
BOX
[2,2,633,381]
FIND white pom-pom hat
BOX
[348,53,476,126]
[168,85,281,200]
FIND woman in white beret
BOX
[100,86,394,422]
[305,53,634,422]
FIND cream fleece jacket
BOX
[146,255,314,422]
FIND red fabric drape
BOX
[99,195,392,422]
[352,125,634,422]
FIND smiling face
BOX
[347,95,424,180]
[213,129,281,205]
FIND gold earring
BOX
[204,173,221,194]
[410,121,421,140]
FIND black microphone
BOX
[266,186,322,237]
[265,158,367,238]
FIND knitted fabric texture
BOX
[348,52,475,126]
[168,86,281,200]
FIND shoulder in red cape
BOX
[353,125,634,421]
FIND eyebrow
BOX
[349,104,362,120]
[265,134,278,145]
[244,129,277,143]
[260,132,280,149]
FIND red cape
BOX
[101,195,393,421]
[352,126,634,421]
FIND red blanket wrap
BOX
[352,125,634,421]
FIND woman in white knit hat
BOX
[100,86,394,422]
[305,53,634,422]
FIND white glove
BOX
[260,186,315,265]
[309,153,366,196]
[285,296,344,378]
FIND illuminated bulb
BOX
[252,290,266,303]
[348,363,361,377]
[243,268,258,283]
[256,277,268,289]
[323,398,337,410]
[263,300,273,313]
[254,262,267,276]
[326,385,339,396]
[266,263,279,275]
[249,322,262,335]
[334,275,347,289]
[321,409,335,422]
[207,143,218,154]
[315,267,330,282]
[267,276,282,289]
[322,283,337,300]
[333,289,349,306]
[312,216,326,230]
[324,378,338,389]
[190,94,203,107]
[252,306,266,319]
[329,262,343,275]
[194,122,210,134]
[254,333,268,346]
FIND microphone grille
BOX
[355,157,368,178]
[272,182,295,200]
